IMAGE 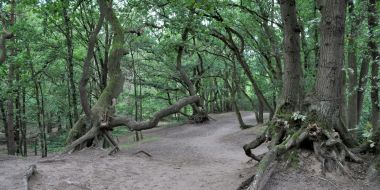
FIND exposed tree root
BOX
[243,130,267,161]
[63,96,200,154]
[23,164,36,190]
[189,110,209,123]
[242,117,363,190]
[103,130,120,155]
[38,158,66,164]
[367,154,380,182]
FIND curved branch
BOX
[108,96,201,131]
[79,3,106,118]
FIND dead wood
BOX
[23,164,36,190]
[38,159,66,164]
[134,150,153,157]
[63,96,200,154]
[108,95,200,130]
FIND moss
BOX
[285,150,300,168]
[303,110,330,130]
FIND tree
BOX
[243,1,362,189]
[64,0,200,153]
[369,0,380,150]
[278,0,302,112]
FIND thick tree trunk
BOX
[66,0,125,145]
[279,0,302,112]
[5,0,16,155]
[6,61,16,155]
[243,1,362,189]
[313,0,346,126]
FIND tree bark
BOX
[313,0,346,125]
[5,0,16,155]
[79,7,105,118]
[279,0,302,112]
[66,0,126,146]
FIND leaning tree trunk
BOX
[242,1,362,190]
[65,0,125,147]
[176,23,208,123]
[64,0,201,153]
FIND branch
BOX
[0,12,13,64]
[79,3,105,118]
[228,3,282,28]
[108,96,201,131]
[23,165,37,190]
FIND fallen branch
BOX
[134,150,152,157]
[108,95,200,130]
[246,129,308,190]
[38,159,66,164]
[23,164,37,190]
[63,96,200,154]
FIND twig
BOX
[134,150,152,157]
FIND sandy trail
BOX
[0,112,264,190]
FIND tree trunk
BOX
[62,0,79,122]
[313,0,346,125]
[243,1,362,189]
[6,0,16,155]
[357,57,369,124]
[176,25,207,121]
[279,0,302,112]
[0,98,7,141]
[347,1,358,129]
[368,0,380,152]
[21,87,27,156]
[65,0,126,147]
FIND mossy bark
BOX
[66,0,125,146]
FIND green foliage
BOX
[47,130,69,153]
[0,0,379,156]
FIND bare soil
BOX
[0,112,379,190]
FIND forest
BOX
[0,0,379,189]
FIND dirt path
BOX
[0,112,265,190]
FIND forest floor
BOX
[0,112,379,190]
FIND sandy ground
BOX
[0,112,265,190]
[0,112,379,190]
